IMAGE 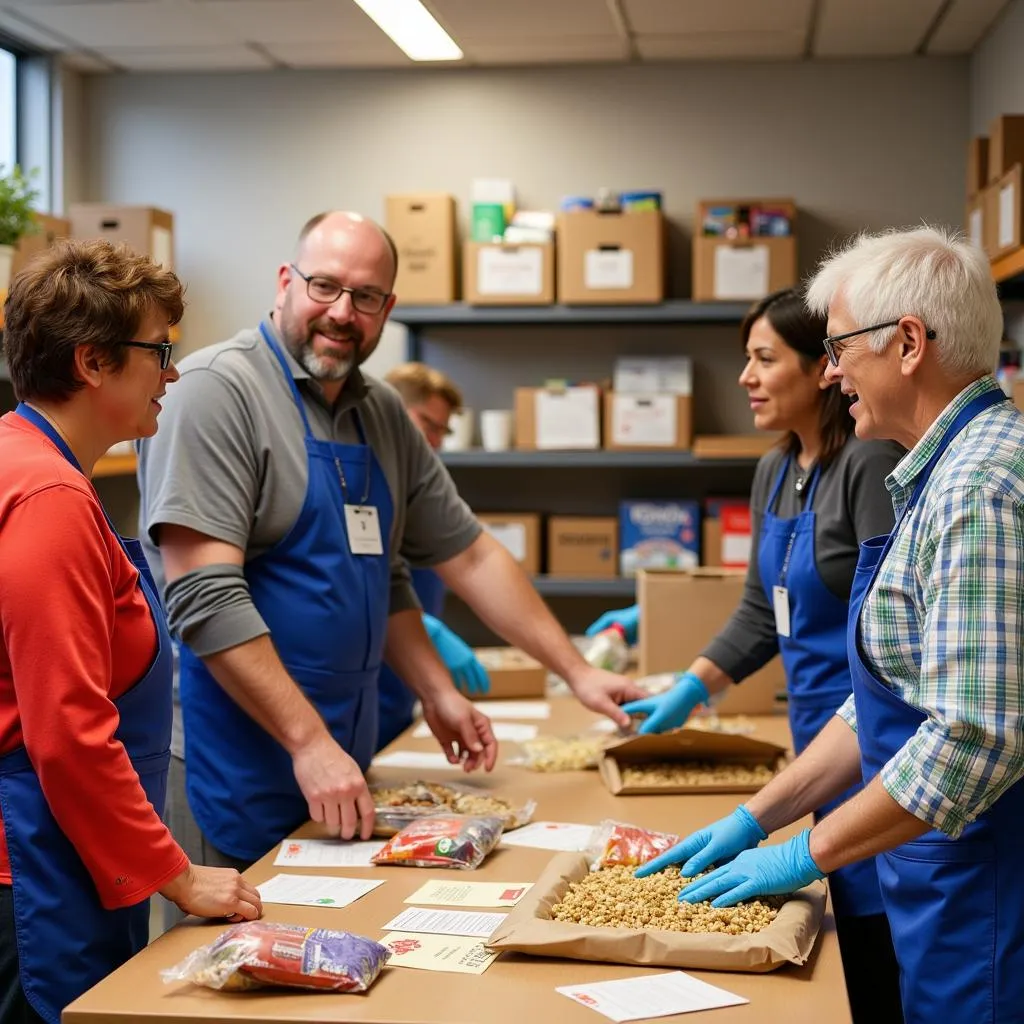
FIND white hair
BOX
[805,226,1002,378]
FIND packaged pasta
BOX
[370,780,535,835]
[371,813,504,869]
[586,819,681,870]
[161,922,390,992]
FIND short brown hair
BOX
[385,362,462,411]
[2,238,185,403]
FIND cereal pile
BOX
[620,760,776,787]
[550,865,781,934]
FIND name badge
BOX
[772,585,791,638]
[344,504,384,556]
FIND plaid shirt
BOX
[837,376,1024,838]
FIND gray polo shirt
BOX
[138,315,481,658]
[701,435,904,683]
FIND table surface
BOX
[64,701,850,1024]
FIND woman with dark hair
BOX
[0,239,261,1024]
[588,288,904,1023]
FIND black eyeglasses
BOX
[123,340,173,370]
[822,319,936,367]
[289,264,391,315]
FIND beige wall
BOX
[971,0,1024,135]
[84,57,970,361]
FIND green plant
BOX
[0,165,39,247]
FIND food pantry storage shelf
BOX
[530,576,636,598]
[440,449,759,469]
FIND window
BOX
[0,47,15,173]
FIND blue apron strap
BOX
[259,320,318,439]
[14,403,84,473]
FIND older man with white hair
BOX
[642,227,1024,1024]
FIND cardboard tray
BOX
[486,852,826,973]
[599,729,788,795]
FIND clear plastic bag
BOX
[512,733,609,772]
[369,780,536,835]
[160,922,390,992]
[585,819,681,870]
[371,813,504,869]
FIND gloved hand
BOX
[422,614,490,695]
[620,671,709,735]
[634,805,767,879]
[678,829,825,908]
[585,604,640,645]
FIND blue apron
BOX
[759,456,883,918]
[179,322,394,863]
[0,404,173,1024]
[376,568,446,752]
[848,388,1024,1024]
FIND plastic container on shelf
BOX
[584,623,629,673]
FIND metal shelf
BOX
[441,448,759,469]
[392,300,750,328]
[530,575,636,597]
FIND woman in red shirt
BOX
[0,239,262,1024]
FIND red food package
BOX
[372,813,504,869]
[586,819,680,869]
[161,922,390,992]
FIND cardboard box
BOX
[514,385,601,450]
[598,730,787,795]
[968,136,990,197]
[472,647,547,699]
[547,516,618,578]
[386,193,457,304]
[992,165,1023,257]
[1014,379,1024,412]
[603,392,692,450]
[693,236,796,302]
[613,356,692,395]
[463,241,554,305]
[637,569,786,713]
[966,191,988,254]
[11,213,70,277]
[619,500,700,576]
[476,513,541,575]
[692,433,778,459]
[703,499,752,569]
[989,115,1024,183]
[557,209,664,304]
[68,204,174,267]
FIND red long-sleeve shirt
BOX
[0,413,187,908]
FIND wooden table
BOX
[65,701,850,1023]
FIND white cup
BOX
[443,409,474,452]
[480,409,513,451]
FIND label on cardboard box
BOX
[613,357,692,396]
[478,247,543,295]
[1000,183,1017,249]
[481,522,527,562]
[585,249,633,289]
[619,501,700,576]
[969,208,983,250]
[611,395,677,447]
[713,245,769,300]
[536,389,600,449]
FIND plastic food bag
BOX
[513,733,608,772]
[161,922,390,992]
[586,819,681,870]
[370,780,536,835]
[371,813,504,869]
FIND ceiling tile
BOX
[636,30,805,60]
[624,0,812,35]
[260,39,412,67]
[815,0,946,57]
[428,0,620,38]
[195,0,395,46]
[927,0,1011,54]
[460,34,628,64]
[13,1,237,49]
[95,44,272,70]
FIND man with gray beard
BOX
[138,212,644,918]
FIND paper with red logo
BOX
[272,838,385,868]
[381,932,499,974]
[404,880,533,908]
[500,821,594,852]
[556,971,747,1021]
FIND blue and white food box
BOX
[619,500,701,576]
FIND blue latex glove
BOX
[620,671,709,735]
[634,805,767,879]
[585,604,640,644]
[678,829,825,908]
[422,613,490,695]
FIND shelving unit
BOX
[530,575,637,598]
[440,449,758,469]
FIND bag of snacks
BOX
[371,813,504,869]
[586,819,680,870]
[161,922,390,992]
[370,780,536,836]
[513,733,608,772]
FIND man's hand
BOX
[421,688,498,772]
[161,864,263,922]
[567,666,647,728]
[291,731,376,839]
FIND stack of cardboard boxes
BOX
[966,115,1024,262]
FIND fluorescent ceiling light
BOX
[352,0,463,62]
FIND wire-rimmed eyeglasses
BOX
[290,264,391,315]
[123,340,173,369]
[823,319,936,367]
